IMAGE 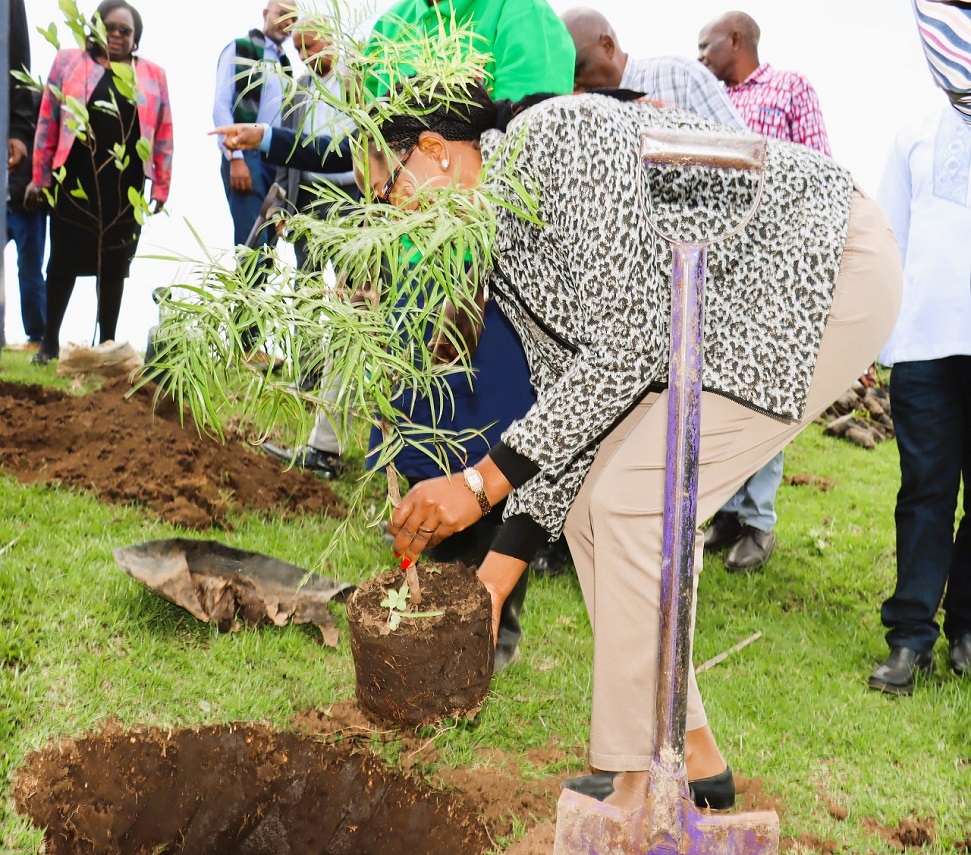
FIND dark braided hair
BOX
[376,80,649,151]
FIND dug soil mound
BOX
[13,722,488,855]
[0,379,342,529]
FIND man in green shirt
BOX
[367,0,575,101]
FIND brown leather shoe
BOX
[725,526,775,573]
[703,512,742,552]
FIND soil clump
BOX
[0,378,342,528]
[347,562,493,727]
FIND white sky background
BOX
[4,0,942,348]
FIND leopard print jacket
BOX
[480,94,854,537]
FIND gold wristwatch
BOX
[462,467,492,517]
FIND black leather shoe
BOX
[868,646,935,695]
[562,772,617,801]
[262,443,344,479]
[949,635,971,676]
[30,351,56,366]
[561,767,734,811]
[725,526,775,573]
[689,766,735,811]
[703,512,742,552]
[530,537,573,577]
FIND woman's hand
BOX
[388,474,483,568]
[477,552,528,644]
[388,458,514,569]
[23,183,46,212]
[211,123,266,152]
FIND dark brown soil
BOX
[0,378,342,528]
[13,722,489,855]
[864,815,937,850]
[295,700,568,841]
[347,562,493,727]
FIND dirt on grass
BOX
[0,378,342,529]
[13,722,488,855]
[14,700,939,854]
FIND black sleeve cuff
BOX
[489,441,539,489]
[490,513,552,563]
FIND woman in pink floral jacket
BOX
[27,0,173,364]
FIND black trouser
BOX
[881,356,971,651]
[42,270,125,356]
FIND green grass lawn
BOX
[1,353,969,853]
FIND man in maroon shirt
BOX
[696,10,832,572]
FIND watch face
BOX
[466,468,483,490]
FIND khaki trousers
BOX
[563,191,902,771]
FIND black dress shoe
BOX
[530,537,573,577]
[689,766,735,811]
[725,526,775,573]
[562,772,617,801]
[703,512,742,552]
[949,635,971,676]
[262,443,344,479]
[561,767,735,811]
[30,351,57,366]
[868,646,935,695]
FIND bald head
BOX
[263,0,295,44]
[697,10,760,87]
[560,7,627,92]
[292,17,337,77]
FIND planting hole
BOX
[14,723,489,854]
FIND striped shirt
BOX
[726,63,831,155]
[619,56,746,128]
[913,0,971,123]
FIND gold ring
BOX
[417,527,436,535]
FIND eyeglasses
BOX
[376,142,418,205]
[104,22,134,36]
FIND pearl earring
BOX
[442,159,450,169]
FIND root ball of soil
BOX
[347,562,494,727]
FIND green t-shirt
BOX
[366,0,576,101]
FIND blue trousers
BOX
[720,451,784,532]
[219,151,277,249]
[6,206,47,342]
[881,357,971,652]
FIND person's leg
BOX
[734,452,783,532]
[96,274,125,343]
[221,155,266,248]
[565,188,900,789]
[9,209,47,342]
[724,450,784,571]
[40,268,78,358]
[883,356,965,653]
[943,362,971,670]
